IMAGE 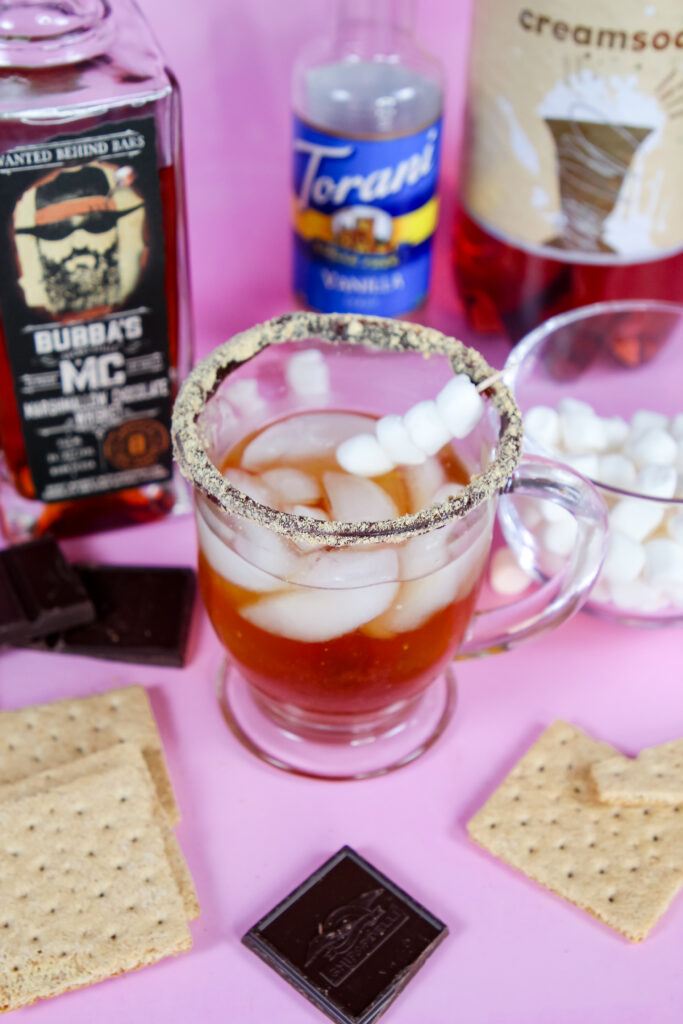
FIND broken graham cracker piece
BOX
[467,721,683,943]
[0,685,179,825]
[0,764,192,1014]
[591,740,683,807]
[0,745,199,922]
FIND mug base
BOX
[216,660,457,780]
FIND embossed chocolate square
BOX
[242,846,448,1024]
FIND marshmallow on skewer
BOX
[335,373,486,477]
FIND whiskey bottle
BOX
[0,0,192,540]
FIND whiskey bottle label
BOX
[461,0,683,262]
[292,115,442,315]
[0,119,172,502]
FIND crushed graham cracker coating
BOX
[172,312,523,547]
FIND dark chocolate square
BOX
[22,565,196,666]
[242,846,448,1024]
[0,537,94,645]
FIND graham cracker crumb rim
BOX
[171,312,523,547]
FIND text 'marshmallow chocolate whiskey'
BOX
[0,0,192,540]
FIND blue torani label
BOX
[292,115,442,316]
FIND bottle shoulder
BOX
[293,35,443,137]
[0,0,174,122]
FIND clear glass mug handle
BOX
[457,458,608,658]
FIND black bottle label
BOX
[0,118,172,502]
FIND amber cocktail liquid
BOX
[197,410,489,730]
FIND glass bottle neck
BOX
[0,0,114,68]
[335,0,416,53]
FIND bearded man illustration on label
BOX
[13,162,146,316]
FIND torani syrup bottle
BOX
[292,0,443,317]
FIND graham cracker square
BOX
[0,686,179,823]
[468,721,683,942]
[0,764,192,1013]
[591,740,683,807]
[0,744,199,922]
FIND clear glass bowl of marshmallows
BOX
[501,301,683,626]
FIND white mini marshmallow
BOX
[435,375,484,439]
[595,453,637,490]
[609,498,664,542]
[336,433,395,477]
[285,349,330,397]
[631,409,669,435]
[601,416,629,449]
[628,428,677,467]
[565,453,599,479]
[600,529,645,585]
[490,547,534,595]
[560,412,608,454]
[542,514,578,556]
[676,440,683,473]
[376,414,426,466]
[539,499,575,525]
[225,377,265,414]
[671,414,683,441]
[524,405,561,450]
[404,399,452,455]
[609,579,668,613]
[558,397,595,417]
[667,511,683,545]
[636,464,677,499]
[643,538,683,591]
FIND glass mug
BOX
[172,313,607,779]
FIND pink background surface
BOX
[2,1,683,1021]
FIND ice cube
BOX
[232,517,302,582]
[239,578,400,642]
[628,429,677,467]
[435,375,485,439]
[636,465,677,499]
[286,504,329,521]
[225,378,265,414]
[403,457,446,512]
[370,527,490,634]
[595,454,637,490]
[223,467,278,507]
[399,530,450,579]
[195,511,284,593]
[431,482,466,506]
[490,546,534,595]
[609,498,664,541]
[404,400,452,455]
[294,547,399,589]
[261,468,321,504]
[285,349,330,397]
[376,414,426,465]
[524,405,561,451]
[323,471,398,522]
[600,529,645,585]
[241,412,373,469]
[336,433,395,477]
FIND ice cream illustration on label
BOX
[537,71,668,256]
